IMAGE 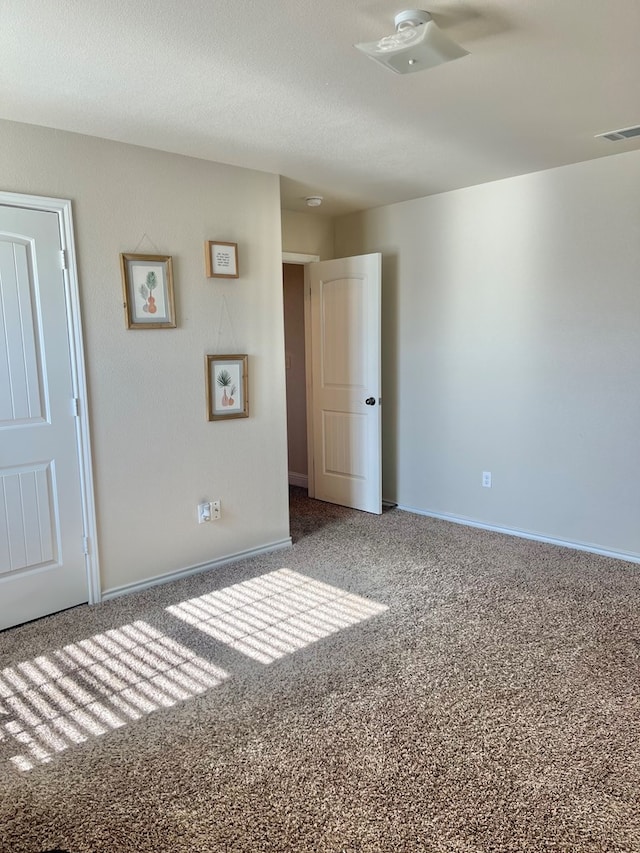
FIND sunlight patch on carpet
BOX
[166,568,389,664]
[0,621,228,772]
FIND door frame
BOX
[1,191,101,605]
[282,252,319,497]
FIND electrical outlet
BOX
[482,471,492,488]
[211,499,221,520]
[198,502,212,523]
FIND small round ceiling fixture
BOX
[305,196,323,207]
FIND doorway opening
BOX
[283,262,310,491]
[282,251,382,515]
[282,253,318,496]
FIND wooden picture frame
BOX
[205,241,238,279]
[120,253,176,329]
[206,354,248,420]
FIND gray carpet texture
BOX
[1,487,639,853]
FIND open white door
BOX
[0,200,95,629]
[307,253,382,514]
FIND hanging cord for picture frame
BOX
[215,295,240,354]
[132,233,163,255]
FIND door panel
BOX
[0,238,46,424]
[322,410,368,477]
[308,254,381,514]
[0,205,88,629]
[0,463,57,574]
[321,276,366,387]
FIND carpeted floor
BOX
[1,487,639,852]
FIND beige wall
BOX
[283,264,307,479]
[335,150,640,559]
[281,209,334,260]
[0,119,290,593]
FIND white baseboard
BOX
[101,537,293,601]
[395,504,640,565]
[288,472,308,488]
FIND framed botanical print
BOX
[120,253,176,329]
[206,354,248,420]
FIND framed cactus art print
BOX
[120,253,176,329]
[206,354,249,421]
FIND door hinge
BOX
[83,536,90,555]
[60,249,68,270]
[72,397,80,417]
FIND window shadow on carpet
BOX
[0,567,387,772]
[167,567,388,664]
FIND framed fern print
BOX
[120,253,176,329]
[206,354,248,420]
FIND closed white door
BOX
[308,253,382,514]
[0,204,88,629]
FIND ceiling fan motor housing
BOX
[394,10,432,30]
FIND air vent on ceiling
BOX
[596,125,640,142]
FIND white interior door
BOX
[307,253,382,514]
[0,204,88,629]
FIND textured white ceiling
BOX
[1,0,639,215]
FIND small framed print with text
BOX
[205,241,238,279]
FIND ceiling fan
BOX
[355,9,469,74]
